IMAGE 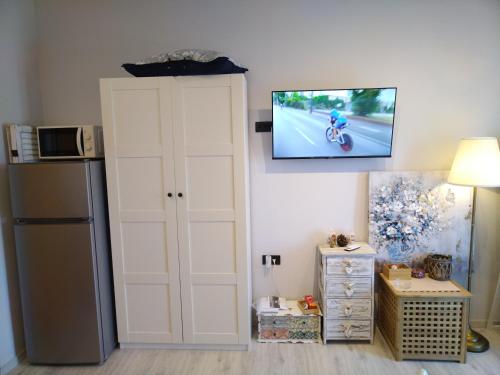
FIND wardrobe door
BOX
[173,74,250,345]
[100,78,183,343]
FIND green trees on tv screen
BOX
[274,89,393,117]
[351,89,381,116]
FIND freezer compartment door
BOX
[9,162,92,219]
[14,223,104,364]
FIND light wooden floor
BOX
[11,329,500,375]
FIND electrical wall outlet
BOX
[262,255,281,266]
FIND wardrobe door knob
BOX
[178,192,183,198]
[167,193,173,198]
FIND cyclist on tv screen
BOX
[330,109,347,138]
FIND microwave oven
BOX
[37,126,104,160]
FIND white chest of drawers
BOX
[318,243,376,343]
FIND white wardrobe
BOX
[100,74,251,348]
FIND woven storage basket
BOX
[426,254,452,281]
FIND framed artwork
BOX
[368,171,472,287]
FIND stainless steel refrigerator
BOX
[8,160,116,364]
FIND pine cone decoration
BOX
[337,234,349,247]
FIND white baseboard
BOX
[0,350,25,375]
[119,343,249,351]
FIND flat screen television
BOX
[272,87,397,159]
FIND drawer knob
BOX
[343,281,355,297]
[345,266,353,274]
[344,304,353,316]
[344,281,355,288]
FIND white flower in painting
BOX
[403,226,413,234]
[386,226,398,236]
[392,201,403,213]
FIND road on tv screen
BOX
[273,105,393,158]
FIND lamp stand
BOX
[466,187,489,352]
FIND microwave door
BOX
[76,127,84,156]
[38,127,82,158]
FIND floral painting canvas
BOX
[369,171,473,287]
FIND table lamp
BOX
[448,137,500,352]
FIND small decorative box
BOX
[257,300,321,343]
[298,300,320,315]
[383,263,411,280]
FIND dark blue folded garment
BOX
[122,56,248,77]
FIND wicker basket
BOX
[426,254,452,281]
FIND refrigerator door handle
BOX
[76,127,84,156]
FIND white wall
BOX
[0,0,42,372]
[34,0,500,323]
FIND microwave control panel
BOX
[83,126,104,157]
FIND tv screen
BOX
[272,87,397,159]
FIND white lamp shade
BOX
[448,137,500,187]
